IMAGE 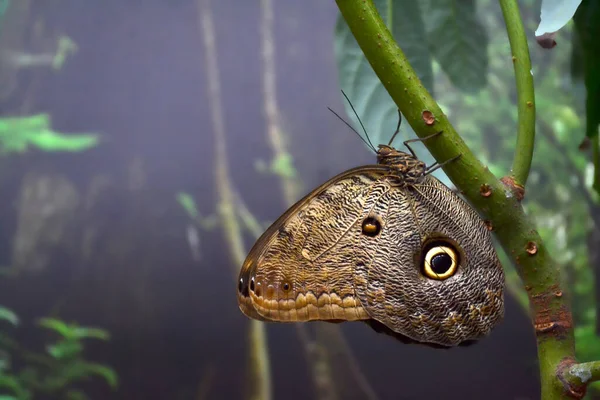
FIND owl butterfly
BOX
[237,107,505,348]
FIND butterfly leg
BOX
[402,131,444,159]
[425,154,461,175]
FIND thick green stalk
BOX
[499,0,536,186]
[334,1,580,398]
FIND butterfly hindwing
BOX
[353,174,504,346]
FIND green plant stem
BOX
[198,1,272,399]
[335,1,581,398]
[499,0,536,187]
[593,135,600,195]
[565,362,600,387]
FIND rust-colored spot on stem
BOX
[484,220,493,231]
[500,176,525,201]
[557,357,587,399]
[526,241,538,255]
[531,292,573,340]
[479,184,492,197]
[421,110,435,126]
[579,137,591,151]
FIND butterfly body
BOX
[237,144,504,347]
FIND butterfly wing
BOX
[237,167,504,348]
[237,165,396,324]
[353,174,505,347]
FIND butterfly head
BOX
[376,144,426,182]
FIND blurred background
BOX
[0,0,597,399]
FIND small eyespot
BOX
[281,281,292,292]
[238,277,249,296]
[361,216,382,237]
[250,276,255,292]
[255,281,262,296]
[422,243,459,280]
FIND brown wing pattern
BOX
[237,165,504,347]
[353,174,504,346]
[237,166,394,323]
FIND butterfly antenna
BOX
[327,107,376,153]
[388,109,402,146]
[340,90,377,152]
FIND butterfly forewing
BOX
[238,167,393,323]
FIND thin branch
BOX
[334,1,576,399]
[259,2,378,398]
[499,0,536,186]
[198,1,272,399]
[233,190,266,239]
[568,361,600,385]
[260,0,298,205]
[557,360,600,397]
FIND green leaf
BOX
[424,0,489,93]
[0,373,28,399]
[0,114,49,131]
[0,114,99,154]
[0,307,18,326]
[270,152,296,178]
[52,35,78,70]
[71,327,110,341]
[73,362,118,389]
[66,390,90,400]
[536,0,583,36]
[37,318,72,338]
[46,341,83,360]
[26,130,99,152]
[38,318,111,342]
[176,192,200,219]
[573,0,600,139]
[334,0,434,149]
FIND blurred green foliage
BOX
[0,313,118,400]
[0,0,9,19]
[0,308,17,327]
[573,0,600,141]
[0,114,99,154]
[51,36,78,71]
[176,192,217,230]
[254,152,297,179]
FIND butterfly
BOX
[237,103,504,348]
